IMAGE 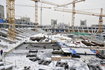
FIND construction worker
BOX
[64,64,69,70]
[0,49,3,56]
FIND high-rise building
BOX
[80,20,87,27]
[0,5,4,19]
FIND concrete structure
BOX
[15,17,34,25]
[57,23,69,29]
[41,24,105,33]
[0,5,4,19]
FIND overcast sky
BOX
[0,0,105,26]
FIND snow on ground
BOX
[4,47,105,70]
[0,30,105,70]
[5,53,39,70]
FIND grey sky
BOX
[0,0,105,26]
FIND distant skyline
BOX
[0,0,105,26]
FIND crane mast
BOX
[32,0,39,25]
[71,0,76,32]
[98,8,103,33]
[71,0,85,32]
[35,1,38,25]
[6,0,16,40]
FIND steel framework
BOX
[6,0,16,40]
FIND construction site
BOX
[0,0,105,70]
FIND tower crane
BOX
[32,0,59,25]
[6,0,16,40]
[32,0,39,25]
[31,0,85,26]
[58,0,85,32]
[6,0,58,40]
[72,0,85,32]
[98,8,103,33]
[54,8,105,33]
